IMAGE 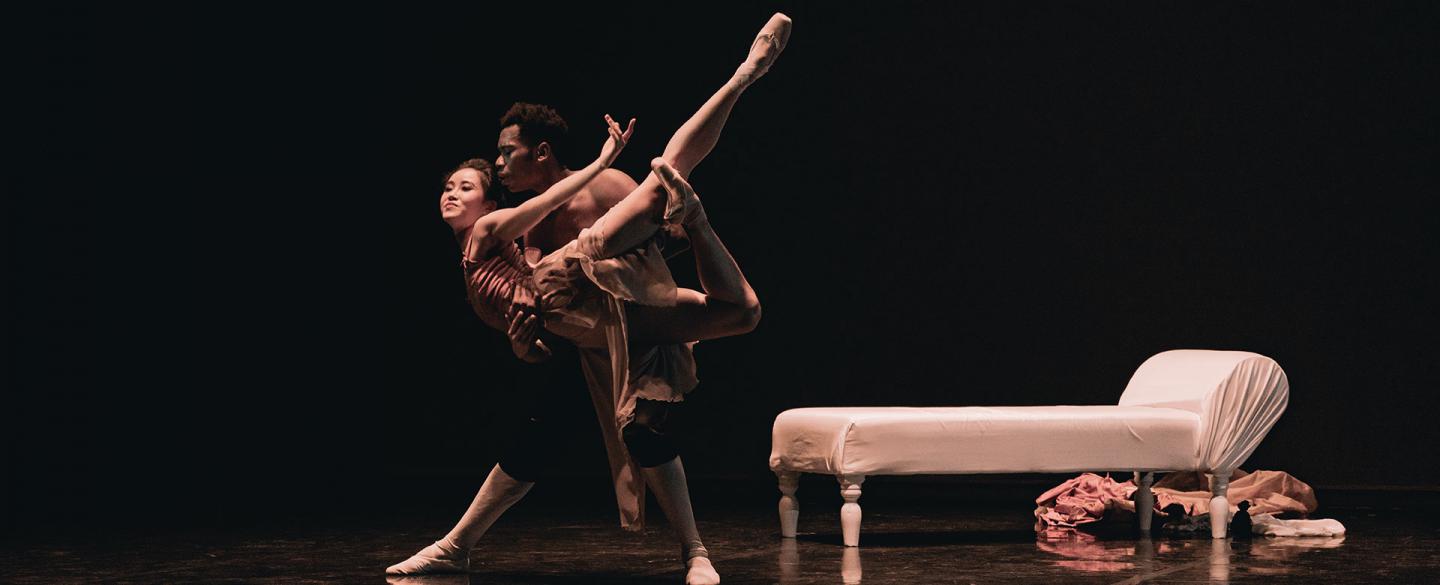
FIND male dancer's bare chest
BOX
[523,191,608,254]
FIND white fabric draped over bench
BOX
[1118,350,1289,473]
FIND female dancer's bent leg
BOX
[625,159,760,346]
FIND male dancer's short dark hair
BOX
[500,102,570,167]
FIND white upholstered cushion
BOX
[769,405,1201,476]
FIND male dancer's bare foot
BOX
[652,158,707,228]
[686,556,721,585]
[385,536,468,575]
[733,12,792,89]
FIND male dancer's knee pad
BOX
[622,420,679,468]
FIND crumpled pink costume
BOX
[528,216,700,425]
[1034,469,1319,530]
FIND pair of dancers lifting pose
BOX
[388,13,792,585]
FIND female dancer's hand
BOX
[597,114,636,169]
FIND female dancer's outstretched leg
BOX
[585,13,788,347]
[588,12,791,262]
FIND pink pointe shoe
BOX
[652,158,706,229]
[735,12,793,88]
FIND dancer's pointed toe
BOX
[385,538,469,575]
[734,12,793,88]
[758,13,793,54]
[652,159,706,228]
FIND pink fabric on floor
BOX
[1034,470,1319,529]
[1035,473,1137,528]
[1150,469,1318,518]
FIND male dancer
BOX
[387,13,790,585]
[497,100,655,531]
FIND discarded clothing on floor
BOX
[1149,469,1318,518]
[1034,473,1134,528]
[1251,513,1346,536]
[1034,469,1319,529]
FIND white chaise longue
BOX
[768,350,1289,545]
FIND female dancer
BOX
[388,13,791,585]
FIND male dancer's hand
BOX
[506,287,550,363]
[507,310,551,363]
[597,114,636,169]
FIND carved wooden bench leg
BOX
[1208,470,1232,538]
[839,474,865,547]
[1134,471,1155,533]
[777,470,800,538]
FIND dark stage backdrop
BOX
[9,2,1438,531]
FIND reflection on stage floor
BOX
[1,478,1432,584]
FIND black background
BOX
[10,2,1438,532]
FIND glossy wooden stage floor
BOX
[3,478,1436,584]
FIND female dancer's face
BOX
[440,168,496,231]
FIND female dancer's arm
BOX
[475,115,636,243]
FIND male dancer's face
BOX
[495,124,543,194]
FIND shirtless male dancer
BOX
[387,13,792,585]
